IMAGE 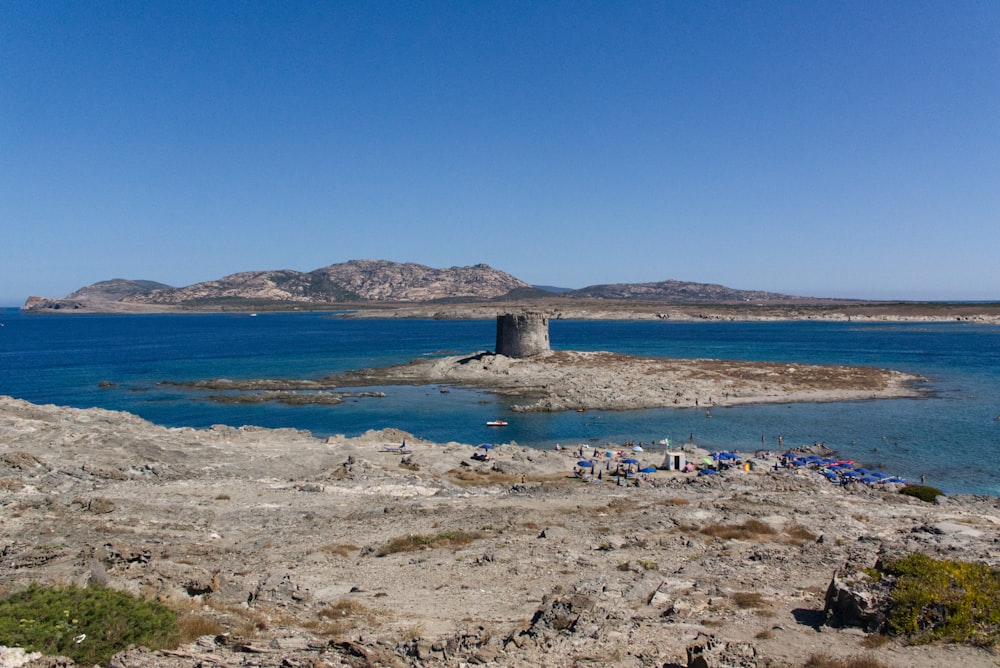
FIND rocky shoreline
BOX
[1,396,998,667]
[180,350,927,413]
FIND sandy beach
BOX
[1,395,997,667]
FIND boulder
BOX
[686,635,757,668]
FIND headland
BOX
[181,350,927,413]
[0,396,997,667]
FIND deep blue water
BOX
[1,308,998,495]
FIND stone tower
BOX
[496,312,550,358]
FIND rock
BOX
[823,563,892,632]
[686,635,758,668]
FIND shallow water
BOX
[1,309,997,495]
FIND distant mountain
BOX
[98,260,532,307]
[22,260,817,312]
[568,279,798,303]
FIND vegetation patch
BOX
[322,543,360,558]
[307,598,377,636]
[783,523,819,545]
[700,519,777,541]
[444,468,562,488]
[803,655,891,668]
[899,484,944,503]
[376,529,481,556]
[880,553,1000,646]
[0,583,179,666]
[731,591,769,609]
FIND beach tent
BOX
[662,451,686,471]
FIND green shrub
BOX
[898,484,944,503]
[0,583,179,665]
[880,553,1000,646]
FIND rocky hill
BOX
[568,278,798,302]
[23,261,533,311]
[123,260,532,305]
[66,278,174,301]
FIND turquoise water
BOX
[1,308,997,495]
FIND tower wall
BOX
[496,312,550,358]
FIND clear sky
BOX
[2,1,998,305]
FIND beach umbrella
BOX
[854,467,871,475]
[605,451,613,458]
[577,460,594,468]
[639,466,657,473]
[822,472,839,480]
[632,445,643,452]
[622,458,639,465]
[698,468,717,475]
[479,444,494,450]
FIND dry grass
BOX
[321,543,360,558]
[0,478,25,491]
[376,529,481,556]
[701,519,777,541]
[803,655,891,668]
[783,524,818,545]
[731,591,769,609]
[302,598,379,637]
[177,612,225,642]
[399,623,425,641]
[443,468,562,488]
[859,633,891,649]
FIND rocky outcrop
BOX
[2,396,999,668]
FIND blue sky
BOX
[2,1,998,305]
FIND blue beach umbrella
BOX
[577,460,594,468]
[639,466,657,473]
[479,444,494,450]
[622,458,639,465]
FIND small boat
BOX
[486,420,508,427]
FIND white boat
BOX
[486,420,508,427]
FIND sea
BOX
[1,307,998,496]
